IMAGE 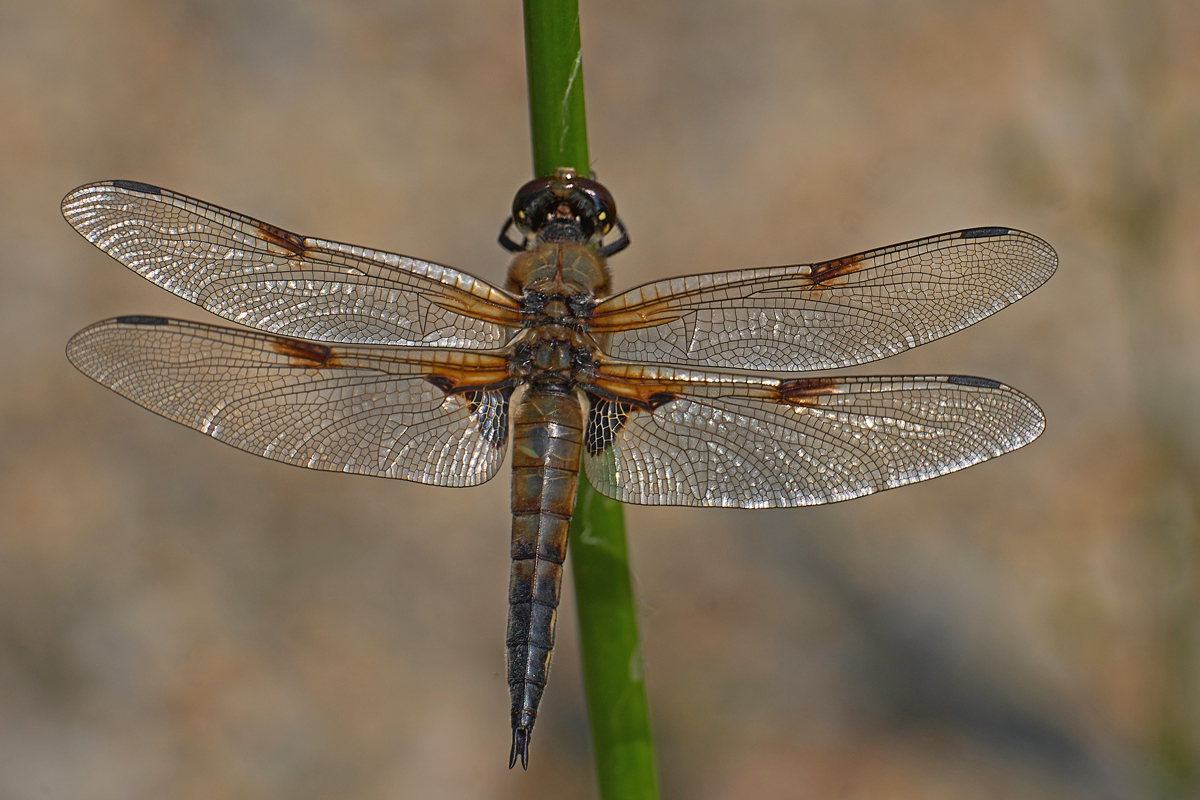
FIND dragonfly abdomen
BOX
[506,387,584,769]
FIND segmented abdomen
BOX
[507,387,583,767]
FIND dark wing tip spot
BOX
[947,375,1002,389]
[111,180,163,195]
[115,315,170,326]
[960,227,1010,239]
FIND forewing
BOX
[67,316,513,486]
[591,228,1056,370]
[62,181,523,348]
[583,365,1044,507]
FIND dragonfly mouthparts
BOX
[509,727,531,770]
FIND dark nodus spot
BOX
[807,252,867,284]
[252,222,307,256]
[271,338,333,365]
[779,377,843,403]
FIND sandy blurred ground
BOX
[1,0,1198,798]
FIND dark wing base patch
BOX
[585,394,635,457]
[464,388,513,447]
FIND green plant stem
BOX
[522,0,589,176]
[522,2,660,797]
[568,474,659,798]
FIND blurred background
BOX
[2,0,1198,797]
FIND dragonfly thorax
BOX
[506,241,611,299]
[508,324,599,388]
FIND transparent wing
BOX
[62,181,524,348]
[67,316,514,486]
[591,228,1057,370]
[583,364,1044,507]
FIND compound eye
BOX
[575,178,617,236]
[512,177,554,233]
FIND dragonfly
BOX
[63,169,1055,768]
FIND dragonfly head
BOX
[511,167,616,246]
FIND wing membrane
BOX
[591,228,1056,370]
[62,181,523,348]
[583,364,1044,507]
[67,316,513,485]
